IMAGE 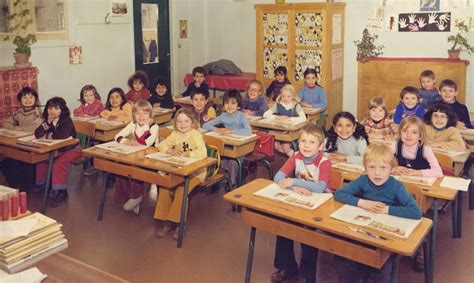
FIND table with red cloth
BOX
[0,66,39,125]
[183,72,256,97]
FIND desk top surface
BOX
[37,253,128,282]
[224,179,432,256]
[83,146,216,176]
[249,118,307,132]
[0,135,79,154]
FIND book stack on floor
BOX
[0,213,68,273]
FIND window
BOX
[0,0,68,40]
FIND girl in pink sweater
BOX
[73,85,104,117]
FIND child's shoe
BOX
[51,190,69,207]
[149,184,158,201]
[412,248,424,273]
[270,268,298,282]
[82,167,97,176]
[132,204,140,215]
[155,222,177,238]
[172,224,185,241]
[123,196,143,211]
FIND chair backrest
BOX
[329,169,344,192]
[433,152,455,176]
[403,182,427,213]
[159,127,172,139]
[73,120,96,148]
[204,136,224,178]
[204,135,225,156]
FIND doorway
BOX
[133,0,170,88]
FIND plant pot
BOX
[447,50,460,59]
[13,53,32,68]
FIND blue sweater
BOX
[242,96,268,116]
[297,85,327,114]
[202,111,252,136]
[181,82,209,97]
[393,103,425,124]
[418,88,441,109]
[334,175,422,219]
[442,100,472,129]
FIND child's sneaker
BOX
[132,204,140,215]
[123,196,143,211]
[172,224,185,240]
[149,184,158,201]
[156,222,177,238]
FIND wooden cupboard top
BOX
[255,3,346,9]
[224,178,432,256]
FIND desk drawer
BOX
[243,209,391,269]
[0,145,49,164]
[223,142,255,158]
[94,158,184,188]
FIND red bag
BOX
[253,132,275,156]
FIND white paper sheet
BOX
[0,129,31,138]
[17,135,73,146]
[145,152,202,166]
[88,118,125,127]
[253,183,333,210]
[439,176,471,191]
[331,205,421,238]
[205,131,256,141]
[431,147,465,157]
[0,219,37,238]
[0,267,47,283]
[394,175,436,186]
[332,162,365,173]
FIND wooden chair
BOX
[72,120,96,166]
[329,169,344,192]
[198,135,229,191]
[433,152,455,176]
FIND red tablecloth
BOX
[184,72,256,91]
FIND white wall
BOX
[0,0,135,110]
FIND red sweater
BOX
[73,99,104,117]
[126,88,151,103]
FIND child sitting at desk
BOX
[393,86,425,125]
[154,108,207,239]
[73,84,104,117]
[242,79,267,116]
[271,124,331,283]
[2,87,43,192]
[114,100,159,214]
[324,111,368,165]
[181,66,209,98]
[263,84,306,157]
[418,70,442,109]
[100,87,133,123]
[297,68,327,127]
[189,88,216,126]
[148,77,175,109]
[203,89,252,189]
[334,143,422,282]
[439,79,472,129]
[424,103,466,152]
[34,97,82,207]
[266,66,291,101]
[125,71,151,104]
[360,96,396,141]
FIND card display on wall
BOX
[294,49,322,83]
[420,0,440,11]
[295,13,323,47]
[69,45,83,64]
[110,0,128,16]
[398,12,451,32]
[263,13,288,45]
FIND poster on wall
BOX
[331,48,343,81]
[420,0,440,11]
[332,14,342,44]
[398,12,451,32]
[69,45,83,64]
[110,0,128,16]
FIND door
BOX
[133,0,170,87]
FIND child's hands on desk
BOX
[279,178,293,189]
[275,116,289,121]
[391,166,423,176]
[293,187,312,196]
[215,128,232,135]
[243,109,253,116]
[301,102,312,108]
[358,199,388,214]
[124,139,140,146]
[107,115,118,121]
[328,153,347,163]
[456,121,467,130]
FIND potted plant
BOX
[354,28,384,63]
[3,0,37,67]
[447,19,474,59]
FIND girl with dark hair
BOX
[34,97,81,207]
[298,68,327,127]
[73,84,103,117]
[126,70,151,103]
[148,77,175,109]
[100,87,132,123]
[324,111,368,165]
[424,103,465,152]
[266,66,291,101]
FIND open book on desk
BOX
[205,131,257,141]
[94,141,148,155]
[145,152,203,167]
[17,135,73,147]
[88,118,125,127]
[431,147,466,157]
[0,129,31,138]
[303,107,322,115]
[253,183,333,210]
[439,176,471,192]
[332,162,365,173]
[394,175,436,186]
[331,205,421,239]
[460,128,474,137]
[174,97,192,104]
[72,116,98,122]
[152,107,174,114]
[258,118,305,127]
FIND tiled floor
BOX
[20,156,474,282]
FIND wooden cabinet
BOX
[357,58,469,120]
[0,66,39,125]
[255,3,345,120]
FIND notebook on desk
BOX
[94,141,148,155]
[17,135,73,147]
[0,129,31,138]
[145,152,203,166]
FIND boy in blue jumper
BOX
[393,86,425,124]
[418,70,441,109]
[439,79,472,129]
[181,66,209,98]
[271,125,331,283]
[334,143,422,283]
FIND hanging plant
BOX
[354,28,384,62]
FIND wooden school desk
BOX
[303,107,323,123]
[159,126,258,187]
[82,146,215,248]
[152,108,175,125]
[72,119,127,142]
[0,135,79,214]
[224,179,433,283]
[248,118,306,142]
[184,72,256,98]
[37,253,128,282]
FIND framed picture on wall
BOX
[420,0,440,11]
[69,45,83,64]
[110,0,128,16]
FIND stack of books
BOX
[0,213,68,273]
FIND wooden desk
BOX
[224,179,433,283]
[303,107,323,123]
[159,126,258,186]
[0,135,79,214]
[82,146,215,248]
[37,253,128,282]
[184,72,256,97]
[73,119,127,142]
[249,118,306,142]
[152,108,175,125]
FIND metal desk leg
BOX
[245,227,256,283]
[452,194,459,238]
[429,199,439,280]
[236,158,243,213]
[469,183,474,210]
[390,254,401,283]
[40,152,55,214]
[423,239,432,283]
[177,177,190,248]
[457,192,463,238]
[97,172,108,221]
